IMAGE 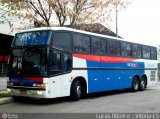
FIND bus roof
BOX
[17,27,157,47]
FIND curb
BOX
[0,97,13,105]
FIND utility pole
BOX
[116,0,118,37]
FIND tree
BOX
[0,0,130,29]
[0,3,15,28]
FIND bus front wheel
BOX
[70,80,82,101]
[132,77,140,92]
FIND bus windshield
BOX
[8,47,48,76]
[12,30,51,46]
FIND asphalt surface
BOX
[0,82,160,113]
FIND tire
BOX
[132,77,140,92]
[70,80,82,101]
[12,96,20,101]
[139,77,147,91]
[12,96,24,101]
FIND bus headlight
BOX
[7,88,11,92]
[37,91,43,95]
[33,83,38,87]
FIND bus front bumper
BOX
[7,86,50,98]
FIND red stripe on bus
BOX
[73,54,137,63]
[26,77,43,82]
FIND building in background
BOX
[0,33,13,76]
[67,23,122,38]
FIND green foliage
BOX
[0,3,15,28]
[0,93,10,98]
[8,5,17,11]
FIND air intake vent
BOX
[150,70,156,81]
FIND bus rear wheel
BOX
[139,77,147,91]
[132,77,140,92]
[70,80,82,101]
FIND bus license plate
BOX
[20,90,26,94]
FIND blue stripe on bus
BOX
[9,77,42,86]
[87,60,144,93]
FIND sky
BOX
[113,0,160,46]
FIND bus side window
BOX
[108,40,121,56]
[53,32,72,51]
[142,46,151,59]
[73,34,90,53]
[151,47,157,60]
[49,50,62,75]
[121,42,132,57]
[91,37,106,55]
[63,53,72,72]
[132,44,142,58]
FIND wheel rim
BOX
[141,80,145,89]
[134,81,138,90]
[77,86,81,96]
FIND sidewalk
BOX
[0,77,7,90]
[0,77,13,105]
[0,77,8,93]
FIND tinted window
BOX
[8,48,48,76]
[49,50,62,75]
[53,32,71,51]
[132,44,142,58]
[142,46,151,59]
[151,47,157,60]
[108,40,121,56]
[121,42,132,57]
[63,53,72,72]
[73,34,90,53]
[91,37,106,54]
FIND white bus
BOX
[7,27,158,100]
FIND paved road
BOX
[0,83,160,113]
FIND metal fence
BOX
[0,63,8,76]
